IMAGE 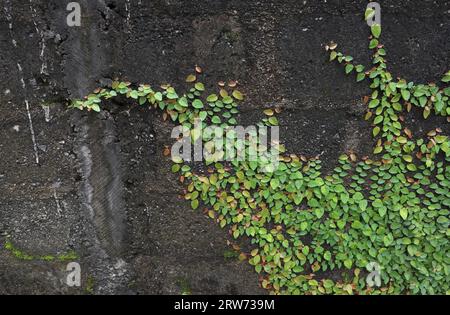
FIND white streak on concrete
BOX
[4,0,40,164]
[53,189,63,216]
[29,0,47,74]
[43,105,51,122]
[125,0,131,30]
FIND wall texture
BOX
[0,0,449,294]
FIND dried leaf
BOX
[186,74,196,82]
[163,146,170,156]
[228,80,237,88]
[263,109,274,116]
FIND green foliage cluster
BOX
[70,9,449,295]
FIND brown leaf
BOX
[163,146,170,156]
[329,41,337,50]
[228,80,238,87]
[363,95,369,104]
[404,128,412,139]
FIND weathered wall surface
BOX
[0,0,448,294]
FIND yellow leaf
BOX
[232,90,244,100]
[185,74,196,82]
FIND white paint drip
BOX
[53,189,63,216]
[125,0,131,30]
[24,98,39,164]
[29,0,47,75]
[43,105,51,122]
[4,0,40,164]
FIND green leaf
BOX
[330,51,337,61]
[211,116,221,124]
[270,178,280,189]
[369,39,378,49]
[359,200,368,211]
[400,208,408,220]
[194,82,205,91]
[442,72,450,83]
[199,111,208,121]
[171,164,180,173]
[302,246,310,256]
[345,64,354,74]
[374,115,383,124]
[154,92,163,101]
[355,65,364,72]
[130,90,139,99]
[373,126,380,137]
[138,96,147,105]
[222,96,233,104]
[373,146,383,154]
[268,117,278,126]
[315,208,325,219]
[401,89,410,101]
[344,259,353,269]
[178,97,188,107]
[369,99,380,108]
[191,199,199,210]
[371,24,381,38]
[192,99,204,109]
[378,207,387,217]
[407,163,417,171]
[365,7,375,20]
[357,73,365,82]
[206,94,218,102]
[91,104,101,112]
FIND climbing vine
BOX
[69,8,449,295]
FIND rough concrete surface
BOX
[0,0,448,294]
